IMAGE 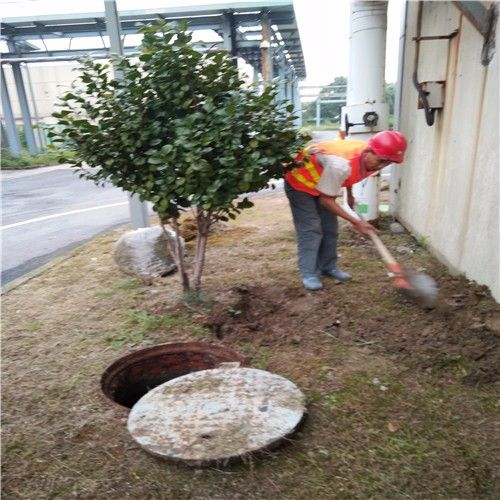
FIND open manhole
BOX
[101,342,246,409]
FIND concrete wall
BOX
[393,1,499,301]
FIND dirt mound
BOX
[203,285,307,344]
[203,282,499,385]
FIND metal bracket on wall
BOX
[344,112,379,136]
[453,1,498,65]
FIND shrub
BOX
[50,21,309,292]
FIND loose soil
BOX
[2,192,499,499]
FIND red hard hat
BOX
[368,131,407,163]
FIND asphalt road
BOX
[1,131,337,288]
[0,164,281,287]
[1,165,147,286]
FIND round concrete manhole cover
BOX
[127,367,306,466]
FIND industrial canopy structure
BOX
[1,0,306,156]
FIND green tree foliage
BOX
[385,82,395,116]
[49,21,308,292]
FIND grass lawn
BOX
[2,192,499,499]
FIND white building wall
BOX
[394,1,499,301]
[1,62,79,122]
[1,57,256,123]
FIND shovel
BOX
[360,215,438,308]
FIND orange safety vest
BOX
[285,139,370,196]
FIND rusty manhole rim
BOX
[100,341,247,411]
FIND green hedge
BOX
[1,148,73,170]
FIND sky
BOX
[0,0,404,86]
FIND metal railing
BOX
[300,84,347,127]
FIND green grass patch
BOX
[102,309,210,349]
[252,346,273,369]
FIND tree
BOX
[385,82,395,116]
[49,22,308,293]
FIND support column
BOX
[24,63,45,149]
[286,69,293,103]
[293,77,302,127]
[104,0,149,229]
[7,41,38,155]
[252,65,259,83]
[260,11,273,82]
[278,52,287,100]
[222,12,237,57]
[316,98,321,127]
[342,0,389,222]
[1,65,22,156]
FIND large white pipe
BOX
[343,0,389,221]
[348,1,388,105]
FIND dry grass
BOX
[2,192,499,499]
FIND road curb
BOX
[1,250,76,295]
[1,218,149,295]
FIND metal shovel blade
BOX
[397,268,438,308]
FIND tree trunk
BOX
[161,219,190,292]
[192,208,211,291]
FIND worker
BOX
[285,130,408,291]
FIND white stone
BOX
[113,226,183,278]
[389,222,405,233]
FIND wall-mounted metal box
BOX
[418,82,445,109]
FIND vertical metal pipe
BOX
[104,0,149,229]
[315,97,321,127]
[348,1,388,105]
[1,65,22,156]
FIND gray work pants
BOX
[285,180,338,279]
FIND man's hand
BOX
[352,219,377,236]
[318,193,377,236]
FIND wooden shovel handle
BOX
[367,231,398,267]
[357,212,400,270]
